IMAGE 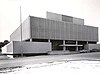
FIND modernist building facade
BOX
[10,12,98,52]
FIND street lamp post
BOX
[20,6,23,57]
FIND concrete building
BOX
[2,12,99,55]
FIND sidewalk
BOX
[48,51,79,55]
[0,52,100,69]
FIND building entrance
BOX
[66,46,76,51]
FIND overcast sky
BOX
[0,0,100,42]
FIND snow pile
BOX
[1,60,100,74]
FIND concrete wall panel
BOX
[81,26,85,40]
[22,16,30,40]
[10,26,21,41]
[62,15,73,23]
[44,19,49,39]
[49,20,55,39]
[60,22,65,39]
[2,41,51,54]
[46,12,62,21]
[84,44,100,50]
[55,21,61,39]
[31,17,39,38]
[30,16,98,42]
[2,42,13,54]
[13,41,51,54]
[73,17,84,25]
[47,12,84,25]
[38,18,45,39]
[65,23,70,40]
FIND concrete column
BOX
[63,40,66,51]
[30,38,32,42]
[87,41,88,44]
[48,39,50,42]
[76,47,78,51]
[76,41,78,45]
[76,41,78,51]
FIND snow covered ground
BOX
[1,60,100,74]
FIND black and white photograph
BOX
[0,0,100,74]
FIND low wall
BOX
[2,41,51,54]
[84,44,100,50]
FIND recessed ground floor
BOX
[25,38,97,51]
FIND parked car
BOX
[90,49,100,52]
[79,49,90,53]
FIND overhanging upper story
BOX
[10,12,98,42]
